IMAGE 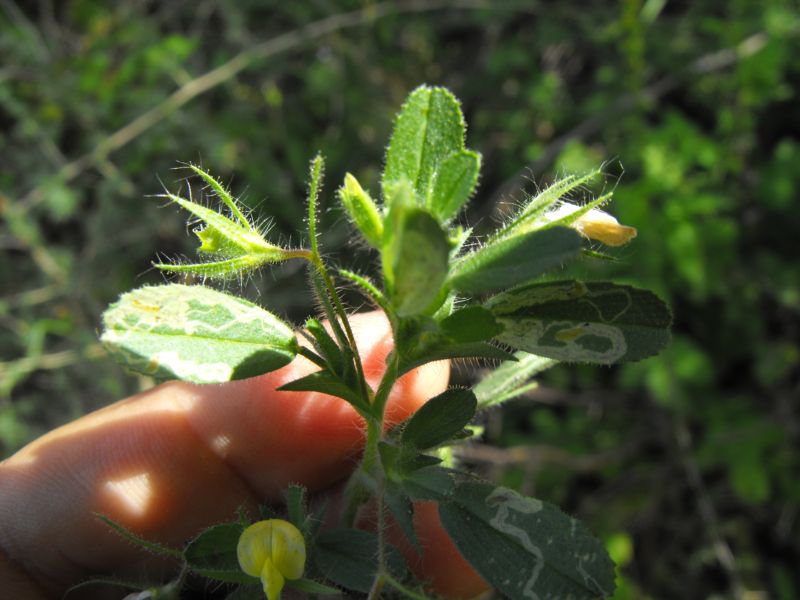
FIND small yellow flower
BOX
[547,203,638,247]
[237,519,306,600]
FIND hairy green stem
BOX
[361,350,401,599]
[312,256,371,404]
[367,572,387,600]
[304,161,397,596]
[303,158,371,407]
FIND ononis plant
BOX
[97,85,671,599]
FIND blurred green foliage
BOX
[1,1,798,598]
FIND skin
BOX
[0,311,489,599]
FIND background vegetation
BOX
[1,1,798,598]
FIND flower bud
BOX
[546,203,637,247]
[338,173,384,247]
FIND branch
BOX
[18,0,501,210]
[490,30,771,204]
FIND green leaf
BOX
[384,479,420,551]
[402,388,477,450]
[313,529,406,593]
[438,482,616,599]
[473,352,557,409]
[486,280,672,364]
[398,341,514,375]
[338,269,390,313]
[504,169,602,234]
[427,149,481,222]
[184,522,255,584]
[386,208,451,317]
[448,227,582,293]
[225,586,262,600]
[101,284,298,383]
[155,192,289,273]
[383,85,466,201]
[401,453,443,472]
[65,577,159,597]
[278,371,367,411]
[338,173,383,247]
[188,164,252,230]
[401,465,460,501]
[285,484,307,530]
[304,318,344,374]
[94,513,182,559]
[285,578,340,595]
[380,178,412,292]
[439,305,503,343]
[155,256,280,280]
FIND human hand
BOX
[0,311,488,599]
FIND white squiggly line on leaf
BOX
[486,487,545,600]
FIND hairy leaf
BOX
[473,352,557,409]
[505,169,603,233]
[401,470,616,599]
[398,341,514,375]
[94,513,181,559]
[427,149,481,221]
[386,208,451,316]
[384,479,420,551]
[439,482,616,599]
[486,280,672,363]
[184,523,254,584]
[313,529,405,593]
[285,484,307,530]
[439,305,503,343]
[304,317,344,374]
[402,388,477,450]
[278,371,367,411]
[383,85,466,201]
[449,227,582,293]
[285,578,340,595]
[101,284,298,383]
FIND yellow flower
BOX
[546,203,638,247]
[237,519,306,600]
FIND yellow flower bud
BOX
[237,519,306,600]
[546,203,637,247]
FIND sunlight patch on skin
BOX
[104,473,153,518]
[211,434,232,457]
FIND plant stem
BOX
[367,572,386,600]
[361,350,402,599]
[303,157,371,406]
[312,256,371,404]
[304,162,400,597]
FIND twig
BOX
[0,343,106,380]
[491,30,771,203]
[454,440,639,472]
[673,418,746,600]
[1,284,61,308]
[17,0,499,211]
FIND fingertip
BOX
[385,359,450,428]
